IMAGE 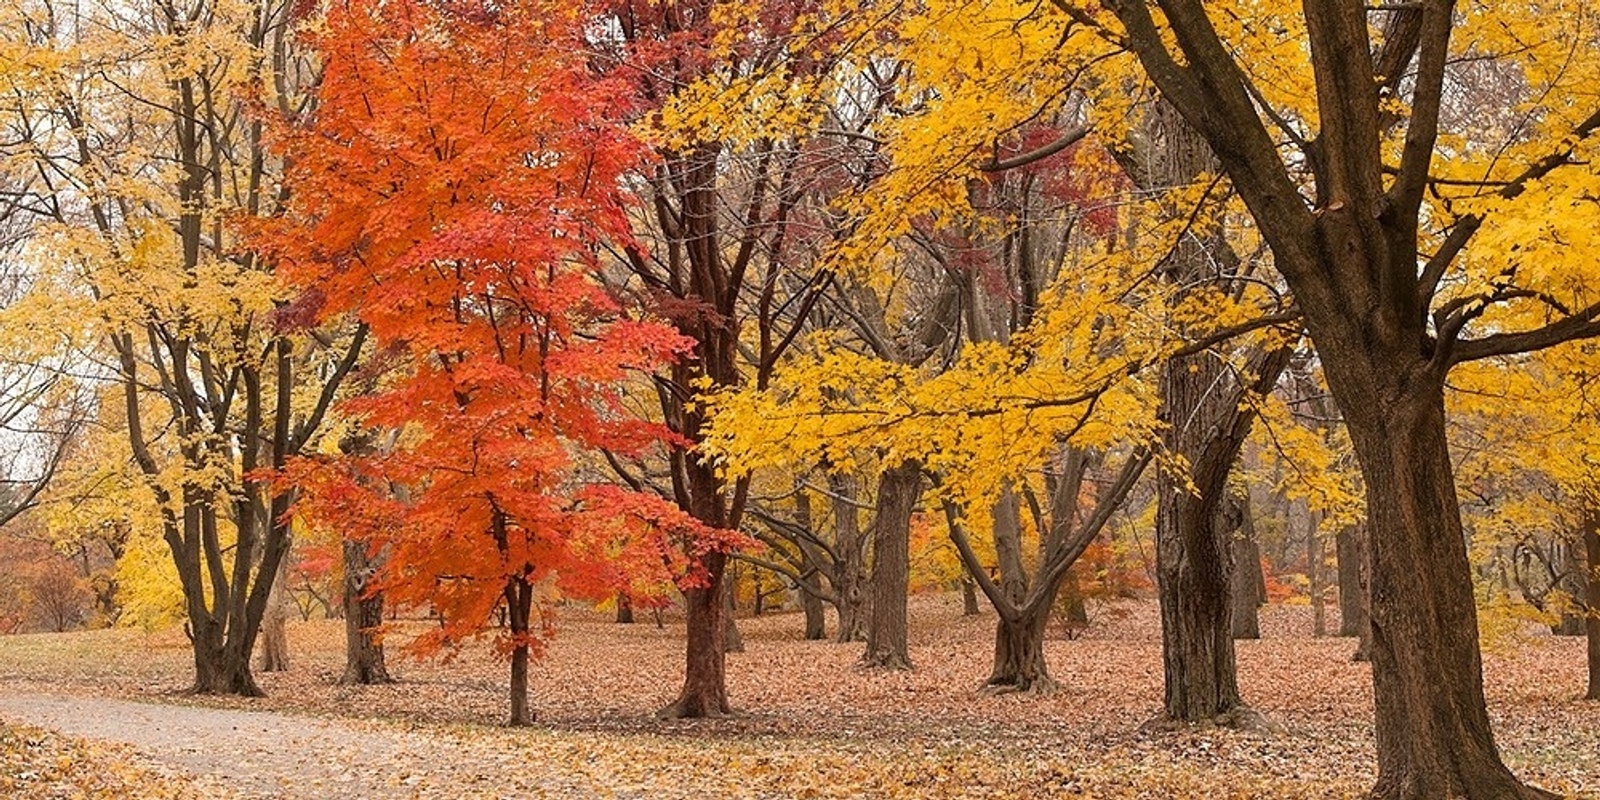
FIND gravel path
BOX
[0,692,543,798]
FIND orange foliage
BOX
[262,0,741,661]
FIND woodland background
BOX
[0,0,1598,798]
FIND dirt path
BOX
[0,692,579,798]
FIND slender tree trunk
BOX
[831,473,868,643]
[1553,541,1585,635]
[801,584,826,639]
[1229,495,1265,640]
[1584,512,1600,701]
[506,577,533,726]
[339,538,391,685]
[257,556,292,673]
[1058,567,1090,631]
[1337,523,1373,661]
[793,488,827,640]
[862,462,921,670]
[1308,510,1326,638]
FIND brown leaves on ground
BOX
[0,594,1595,797]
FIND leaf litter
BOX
[0,594,1594,797]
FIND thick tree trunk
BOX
[660,550,731,718]
[1337,524,1367,636]
[961,575,980,616]
[983,603,1054,694]
[861,462,921,670]
[1584,512,1600,701]
[830,473,868,643]
[801,586,826,640]
[1226,494,1265,640]
[1156,466,1244,724]
[1337,373,1549,798]
[506,577,534,726]
[339,538,391,685]
[189,613,261,696]
[616,593,634,624]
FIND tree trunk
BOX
[1058,568,1090,631]
[802,586,826,639]
[1136,100,1282,727]
[256,556,292,673]
[861,462,921,670]
[1230,539,1264,640]
[830,473,868,643]
[505,577,534,726]
[1338,373,1547,798]
[339,538,391,685]
[659,550,731,718]
[961,575,980,616]
[1227,493,1265,640]
[1156,465,1245,724]
[1553,541,1585,635]
[984,602,1054,693]
[793,486,827,640]
[616,592,634,624]
[1308,509,1326,638]
[1337,524,1367,636]
[1584,512,1599,701]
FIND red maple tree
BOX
[261,0,738,724]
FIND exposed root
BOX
[977,675,1059,697]
[858,650,913,671]
[654,699,738,720]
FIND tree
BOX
[0,0,365,694]
[1092,0,1600,794]
[593,0,903,716]
[267,0,734,725]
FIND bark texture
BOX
[830,473,869,644]
[339,538,391,686]
[505,576,534,726]
[1337,524,1368,638]
[1139,101,1288,726]
[1228,496,1266,640]
[861,462,922,670]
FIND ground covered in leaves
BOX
[0,595,1595,798]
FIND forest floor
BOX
[0,594,1596,798]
